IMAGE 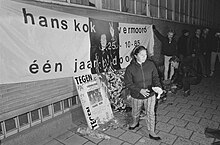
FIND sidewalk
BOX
[37,73,220,145]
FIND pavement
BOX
[37,68,220,145]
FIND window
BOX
[53,101,62,116]
[31,109,41,125]
[18,113,30,131]
[5,118,18,137]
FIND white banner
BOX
[0,0,154,84]
[74,73,114,129]
[119,23,154,68]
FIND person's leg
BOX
[169,64,174,80]
[144,95,157,136]
[130,98,143,127]
[164,55,171,80]
[210,52,217,75]
[199,54,206,76]
[182,77,190,97]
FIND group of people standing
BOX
[123,25,220,140]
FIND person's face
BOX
[135,49,147,64]
[195,29,201,36]
[100,34,107,48]
[171,61,179,69]
[167,32,174,39]
[184,32,190,36]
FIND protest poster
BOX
[74,73,114,130]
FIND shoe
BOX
[210,71,214,77]
[128,122,139,130]
[149,134,161,140]
[183,90,190,97]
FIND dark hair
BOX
[130,45,147,60]
[169,56,180,63]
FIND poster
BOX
[0,0,154,84]
[74,73,114,129]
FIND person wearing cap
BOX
[177,29,190,61]
[210,32,220,76]
[152,25,177,82]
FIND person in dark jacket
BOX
[177,29,190,60]
[169,56,202,97]
[189,28,206,77]
[152,25,177,81]
[201,28,211,76]
[210,32,220,76]
[124,45,163,140]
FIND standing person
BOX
[177,29,190,61]
[210,32,220,76]
[201,28,211,76]
[124,45,163,140]
[189,28,206,76]
[152,25,177,82]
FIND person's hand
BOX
[192,54,195,57]
[109,22,114,38]
[140,89,150,98]
[152,25,156,30]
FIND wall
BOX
[0,0,202,144]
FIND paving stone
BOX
[201,103,218,109]
[156,115,171,123]
[186,122,206,133]
[190,132,215,145]
[43,139,63,145]
[156,122,174,133]
[134,136,160,145]
[189,105,206,112]
[206,108,220,115]
[157,131,177,145]
[174,98,189,104]
[179,108,196,115]
[212,115,220,123]
[164,106,181,112]
[55,130,74,141]
[63,134,88,145]
[175,103,192,109]
[121,142,132,145]
[84,141,96,145]
[84,134,103,144]
[98,137,124,145]
[166,111,184,119]
[199,118,219,129]
[119,131,142,144]
[173,137,199,145]
[168,118,188,127]
[194,111,213,120]
[182,114,201,123]
[187,101,202,107]
[104,128,126,137]
[156,109,169,116]
[170,126,193,139]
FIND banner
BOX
[74,73,114,129]
[0,0,154,84]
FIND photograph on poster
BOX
[87,88,103,106]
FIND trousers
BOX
[131,95,156,133]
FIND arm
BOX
[153,28,165,42]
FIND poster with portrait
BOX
[74,73,114,130]
[89,18,121,74]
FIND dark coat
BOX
[153,29,177,56]
[124,59,161,99]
